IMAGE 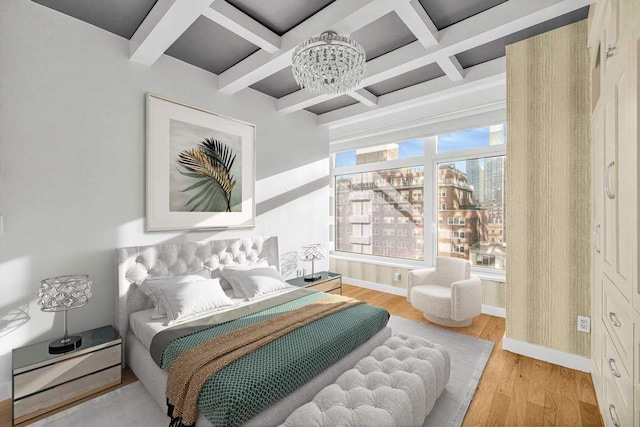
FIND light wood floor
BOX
[341,284,603,427]
[0,284,602,426]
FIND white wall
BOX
[0,0,329,398]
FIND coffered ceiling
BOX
[32,0,591,127]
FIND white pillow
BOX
[139,271,209,319]
[152,278,234,325]
[222,267,292,300]
[218,260,269,298]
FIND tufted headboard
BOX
[115,236,280,344]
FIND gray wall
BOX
[0,0,329,396]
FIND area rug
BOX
[387,316,494,427]
[33,315,493,427]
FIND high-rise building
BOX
[437,165,488,261]
[483,125,505,203]
[466,159,484,203]
[335,145,424,260]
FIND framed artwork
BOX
[146,94,255,231]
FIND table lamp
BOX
[299,244,325,282]
[38,274,92,354]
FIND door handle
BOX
[608,358,621,378]
[606,44,617,60]
[604,161,615,199]
[609,312,621,327]
[609,404,621,427]
[594,224,601,253]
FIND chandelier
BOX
[291,31,366,96]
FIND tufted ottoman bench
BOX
[281,334,450,427]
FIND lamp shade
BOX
[38,275,92,312]
[299,244,325,262]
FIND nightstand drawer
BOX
[308,278,341,293]
[13,365,121,424]
[14,344,121,400]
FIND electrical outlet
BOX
[393,272,401,281]
[296,269,303,277]
[577,315,591,333]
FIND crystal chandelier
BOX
[291,31,366,96]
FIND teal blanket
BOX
[159,292,389,427]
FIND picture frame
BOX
[146,93,256,231]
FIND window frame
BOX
[330,124,506,279]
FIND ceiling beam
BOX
[318,57,506,127]
[276,0,593,113]
[202,1,281,53]
[348,89,378,106]
[437,56,465,81]
[394,0,438,47]
[394,0,465,82]
[129,0,215,66]
[216,0,404,94]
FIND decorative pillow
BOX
[221,267,292,300]
[139,270,210,319]
[217,260,270,297]
[152,278,234,325]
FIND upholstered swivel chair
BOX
[408,257,482,327]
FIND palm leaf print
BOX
[176,138,237,212]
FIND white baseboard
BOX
[344,277,507,318]
[0,380,10,401]
[502,335,591,373]
[481,304,506,318]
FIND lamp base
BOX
[49,335,82,354]
[304,275,321,282]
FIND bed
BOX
[115,236,392,426]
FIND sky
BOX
[437,127,490,153]
[335,126,502,168]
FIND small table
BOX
[12,325,122,425]
[287,271,342,295]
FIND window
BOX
[450,231,466,240]
[453,245,466,255]
[447,217,466,225]
[437,153,506,270]
[334,156,425,259]
[332,124,505,271]
[437,124,506,154]
[335,139,425,167]
[475,254,496,266]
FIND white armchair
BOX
[408,257,482,327]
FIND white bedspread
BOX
[128,288,299,350]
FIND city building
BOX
[335,146,424,260]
